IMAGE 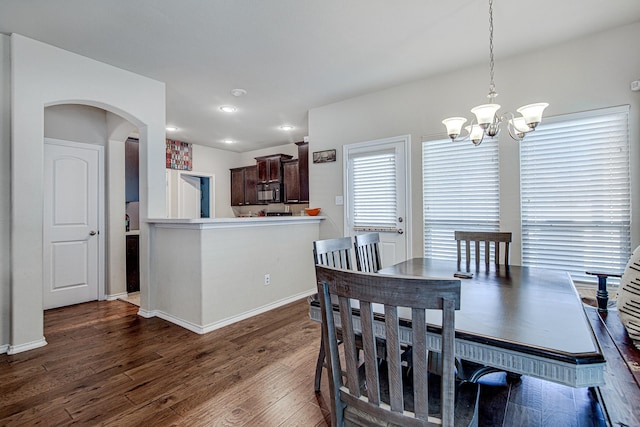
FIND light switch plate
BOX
[335,195,344,205]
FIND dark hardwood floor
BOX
[0,298,605,426]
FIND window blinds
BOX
[351,150,398,231]
[520,106,631,283]
[422,137,500,259]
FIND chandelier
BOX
[442,0,548,145]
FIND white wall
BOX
[44,104,108,144]
[0,34,10,352]
[9,34,166,353]
[308,22,640,261]
[191,144,241,218]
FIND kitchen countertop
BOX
[146,216,324,229]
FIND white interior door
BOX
[344,135,411,267]
[179,174,201,218]
[43,139,103,309]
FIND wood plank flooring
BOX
[0,299,606,426]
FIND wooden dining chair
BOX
[354,232,382,273]
[313,236,354,270]
[315,264,479,427]
[312,237,354,392]
[455,231,512,267]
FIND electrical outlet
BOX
[264,273,270,286]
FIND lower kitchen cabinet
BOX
[126,234,139,293]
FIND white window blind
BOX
[520,106,631,283]
[351,150,397,231]
[422,137,500,259]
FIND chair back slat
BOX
[315,264,462,427]
[455,231,512,267]
[354,232,383,273]
[313,237,353,269]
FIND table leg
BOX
[596,275,609,313]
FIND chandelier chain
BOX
[488,0,496,98]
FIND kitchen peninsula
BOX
[145,215,323,334]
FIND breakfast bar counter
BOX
[145,216,324,333]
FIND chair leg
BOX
[314,337,325,392]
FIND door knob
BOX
[397,229,404,235]
[89,230,97,236]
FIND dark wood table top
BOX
[378,258,604,366]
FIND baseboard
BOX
[106,292,128,301]
[201,289,317,334]
[0,344,8,354]
[135,289,316,335]
[7,337,47,354]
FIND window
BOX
[422,137,500,259]
[520,106,630,283]
[350,150,398,231]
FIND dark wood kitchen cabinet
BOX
[126,234,139,293]
[283,159,300,203]
[255,154,293,184]
[295,141,309,202]
[230,165,258,206]
[125,138,139,202]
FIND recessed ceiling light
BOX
[166,126,178,132]
[220,105,237,113]
[280,125,294,131]
[223,139,235,144]
[230,88,247,97]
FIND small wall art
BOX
[166,139,192,170]
[313,149,336,164]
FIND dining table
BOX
[308,257,606,388]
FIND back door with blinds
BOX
[345,136,409,267]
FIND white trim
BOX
[106,292,128,301]
[0,344,9,354]
[7,337,47,355]
[136,290,316,334]
[176,170,216,219]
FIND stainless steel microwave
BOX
[257,182,283,203]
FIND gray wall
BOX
[308,22,640,263]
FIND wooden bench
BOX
[585,306,640,426]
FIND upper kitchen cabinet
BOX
[295,141,309,202]
[282,159,299,203]
[230,165,258,206]
[255,154,292,184]
[125,138,139,202]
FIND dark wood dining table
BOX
[309,257,606,388]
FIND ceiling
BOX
[2,0,640,153]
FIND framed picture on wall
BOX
[166,139,192,170]
[313,149,336,163]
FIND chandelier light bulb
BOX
[442,117,467,139]
[517,103,549,129]
[471,104,501,129]
[510,117,531,134]
[466,124,485,145]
